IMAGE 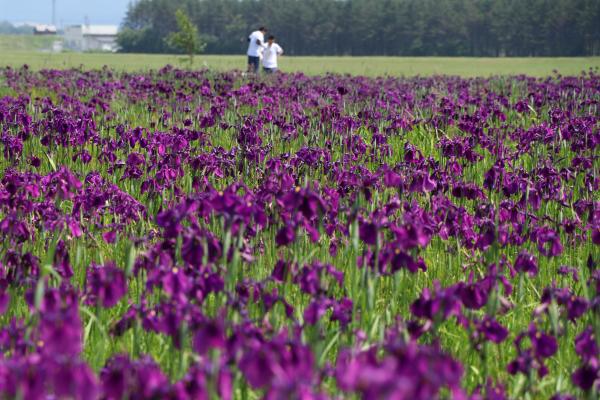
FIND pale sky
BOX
[0,0,130,26]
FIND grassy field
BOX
[2,50,600,76]
[0,35,58,52]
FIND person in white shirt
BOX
[247,27,267,74]
[262,35,284,74]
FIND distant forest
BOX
[0,21,37,35]
[118,0,600,56]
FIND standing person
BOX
[262,35,284,74]
[247,27,267,74]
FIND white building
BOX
[63,25,119,52]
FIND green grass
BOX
[0,35,59,52]
[2,50,599,76]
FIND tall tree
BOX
[118,0,600,57]
[166,9,206,64]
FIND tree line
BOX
[0,21,38,35]
[118,0,600,56]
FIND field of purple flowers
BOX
[0,65,598,399]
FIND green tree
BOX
[166,9,206,64]
[118,0,600,57]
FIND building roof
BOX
[68,25,118,36]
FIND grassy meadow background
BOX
[1,35,599,76]
[3,52,600,77]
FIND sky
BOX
[0,0,130,26]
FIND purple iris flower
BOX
[86,261,127,308]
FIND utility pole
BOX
[52,0,56,26]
